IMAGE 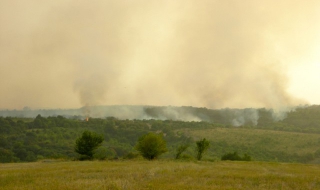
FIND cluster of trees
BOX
[0,116,197,162]
[75,131,213,161]
[133,135,211,161]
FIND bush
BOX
[123,152,141,160]
[221,152,252,161]
[175,144,189,159]
[135,133,167,160]
[196,138,210,160]
[0,148,18,163]
[180,154,195,161]
[75,130,104,160]
[93,146,116,160]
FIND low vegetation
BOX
[221,152,252,161]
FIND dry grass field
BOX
[1,160,320,189]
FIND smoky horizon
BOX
[1,0,320,110]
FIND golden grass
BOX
[1,160,320,189]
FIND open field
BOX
[184,127,320,154]
[180,127,320,162]
[1,160,320,190]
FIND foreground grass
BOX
[1,160,320,190]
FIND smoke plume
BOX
[1,0,319,110]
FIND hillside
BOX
[181,128,320,163]
[1,105,320,163]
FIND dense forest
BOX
[1,105,320,163]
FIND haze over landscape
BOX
[1,0,320,110]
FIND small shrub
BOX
[175,144,189,159]
[93,146,116,160]
[221,152,252,161]
[196,138,210,160]
[123,152,141,160]
[180,154,195,161]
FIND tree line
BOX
[75,130,212,161]
[1,112,319,163]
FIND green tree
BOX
[196,138,210,160]
[75,130,104,160]
[175,144,189,159]
[33,114,48,128]
[0,148,17,163]
[135,133,167,160]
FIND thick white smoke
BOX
[1,0,319,111]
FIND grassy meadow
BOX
[179,127,320,162]
[1,160,320,190]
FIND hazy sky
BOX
[1,0,319,110]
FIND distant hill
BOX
[1,105,319,128]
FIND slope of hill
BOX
[181,127,320,163]
[1,105,320,163]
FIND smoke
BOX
[231,109,259,127]
[0,105,284,126]
[1,0,319,111]
[144,106,202,122]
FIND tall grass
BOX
[1,160,320,189]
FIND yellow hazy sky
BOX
[288,63,320,105]
[0,0,319,110]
